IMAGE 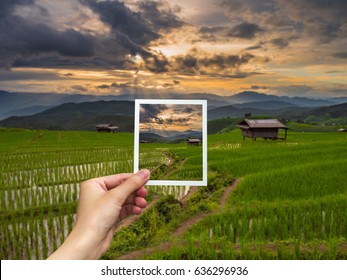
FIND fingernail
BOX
[138,169,150,180]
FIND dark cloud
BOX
[333,52,347,59]
[80,0,157,45]
[165,117,190,126]
[227,22,263,39]
[96,82,136,90]
[71,85,87,92]
[221,0,347,44]
[173,105,200,114]
[206,71,264,79]
[64,73,75,77]
[269,35,298,49]
[182,107,193,113]
[143,52,170,73]
[171,49,255,75]
[0,2,95,68]
[250,85,269,90]
[0,0,182,73]
[140,104,168,123]
[270,38,290,49]
[80,0,183,45]
[137,1,184,31]
[97,84,112,89]
[0,0,35,18]
[245,45,263,51]
[162,80,181,88]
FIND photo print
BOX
[134,99,207,186]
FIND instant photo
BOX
[134,99,207,186]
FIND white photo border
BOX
[134,99,207,186]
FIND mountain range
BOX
[0,100,134,131]
[1,90,346,120]
[0,90,346,132]
[140,130,202,143]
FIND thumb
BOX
[109,169,150,204]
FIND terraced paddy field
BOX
[0,128,346,259]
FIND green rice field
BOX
[0,128,346,259]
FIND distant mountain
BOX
[0,101,134,131]
[233,100,297,110]
[227,91,335,107]
[306,102,347,118]
[227,91,278,103]
[0,91,124,120]
[140,130,202,143]
[207,104,269,120]
[0,90,228,120]
[169,130,202,141]
[1,95,346,131]
[2,90,345,120]
[39,100,134,117]
[327,97,347,103]
[139,132,164,143]
[0,105,53,120]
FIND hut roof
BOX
[187,138,201,143]
[95,124,119,129]
[238,119,287,129]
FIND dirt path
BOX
[117,178,243,259]
[172,178,242,237]
[220,178,242,207]
[163,158,187,179]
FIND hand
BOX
[47,169,150,260]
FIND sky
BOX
[0,0,347,98]
[140,104,202,136]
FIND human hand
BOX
[47,169,150,260]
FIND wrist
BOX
[47,226,101,260]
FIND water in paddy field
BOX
[1,214,77,260]
[0,149,193,259]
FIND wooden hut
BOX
[95,124,119,133]
[237,119,288,141]
[186,138,201,146]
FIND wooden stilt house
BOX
[237,119,288,141]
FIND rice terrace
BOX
[1,126,346,260]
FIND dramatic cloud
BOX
[0,1,97,68]
[140,104,168,124]
[140,104,202,134]
[171,49,255,75]
[221,0,347,43]
[0,0,346,97]
[0,0,35,18]
[0,0,184,72]
[227,22,263,39]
